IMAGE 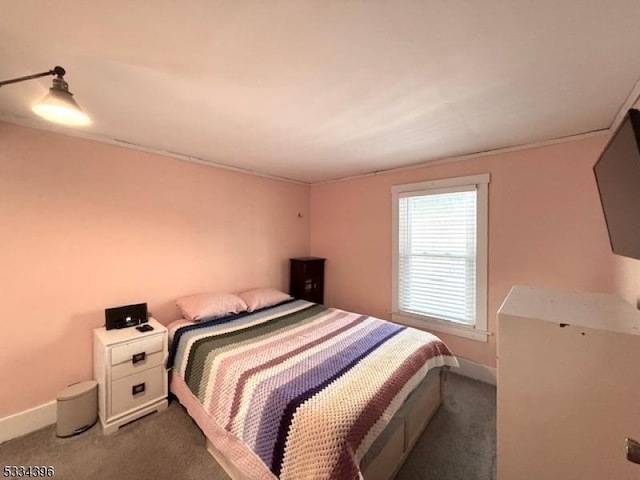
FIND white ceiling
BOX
[1,1,639,183]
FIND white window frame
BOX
[391,173,490,342]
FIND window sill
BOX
[391,312,491,342]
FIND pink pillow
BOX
[237,288,292,312]
[176,292,248,322]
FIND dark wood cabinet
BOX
[289,257,326,304]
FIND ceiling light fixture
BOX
[0,65,90,126]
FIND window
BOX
[392,174,490,342]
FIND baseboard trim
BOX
[0,401,56,444]
[456,357,497,386]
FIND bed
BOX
[167,298,458,480]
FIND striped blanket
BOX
[168,299,458,480]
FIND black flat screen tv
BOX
[593,108,640,260]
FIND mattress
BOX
[167,299,458,480]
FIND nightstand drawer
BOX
[111,350,163,381]
[111,366,164,417]
[110,334,164,366]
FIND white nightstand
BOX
[93,318,168,434]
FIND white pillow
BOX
[237,287,292,312]
[176,292,248,322]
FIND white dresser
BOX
[93,318,168,434]
[497,286,640,479]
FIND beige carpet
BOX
[0,373,495,480]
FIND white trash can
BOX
[56,380,98,438]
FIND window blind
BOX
[398,187,477,325]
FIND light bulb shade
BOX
[32,83,90,126]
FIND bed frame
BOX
[204,367,449,480]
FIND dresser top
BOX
[499,285,640,335]
[94,318,166,345]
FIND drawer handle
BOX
[131,382,146,395]
[132,352,146,364]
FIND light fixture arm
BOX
[0,66,66,88]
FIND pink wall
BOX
[310,135,620,367]
[0,122,310,417]
[613,256,640,307]
[3,119,639,418]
